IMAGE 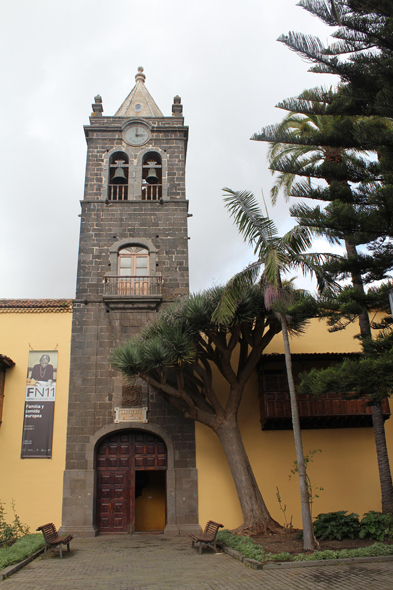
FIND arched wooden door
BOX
[96,430,167,533]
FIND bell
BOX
[146,167,159,184]
[111,167,127,184]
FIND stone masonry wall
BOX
[61,111,198,535]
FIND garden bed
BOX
[251,530,390,556]
[216,529,393,564]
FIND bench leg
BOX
[67,543,70,552]
[199,542,203,555]
[59,545,63,559]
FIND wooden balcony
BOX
[258,354,391,430]
[260,390,391,430]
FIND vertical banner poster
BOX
[21,351,58,458]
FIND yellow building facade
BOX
[1,300,391,533]
[197,318,393,529]
[0,300,72,532]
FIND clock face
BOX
[124,124,150,146]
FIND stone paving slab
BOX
[1,535,393,590]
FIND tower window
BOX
[142,152,162,201]
[117,247,149,295]
[108,152,129,201]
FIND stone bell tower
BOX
[60,67,199,536]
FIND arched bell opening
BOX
[108,152,129,201]
[142,151,162,201]
[95,429,167,534]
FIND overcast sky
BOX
[0,0,338,300]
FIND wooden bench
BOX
[36,523,73,558]
[190,520,224,554]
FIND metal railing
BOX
[104,276,163,296]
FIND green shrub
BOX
[216,530,266,562]
[217,528,393,564]
[0,501,29,544]
[0,534,44,570]
[359,511,393,541]
[313,511,360,540]
[266,551,291,562]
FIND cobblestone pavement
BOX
[2,535,393,590]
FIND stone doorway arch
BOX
[60,422,199,537]
[95,429,167,533]
[89,423,177,536]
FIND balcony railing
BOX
[260,390,391,430]
[108,185,128,201]
[104,276,163,296]
[142,184,162,201]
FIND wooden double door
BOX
[96,430,167,533]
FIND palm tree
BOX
[255,108,393,514]
[213,188,335,550]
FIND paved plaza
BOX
[2,535,393,590]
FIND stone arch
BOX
[107,237,158,276]
[101,146,134,201]
[88,422,177,535]
[86,421,174,470]
[136,146,168,200]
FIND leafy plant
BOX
[216,530,266,562]
[359,511,393,542]
[313,511,360,540]
[275,487,293,533]
[216,529,393,564]
[0,500,30,544]
[289,449,323,520]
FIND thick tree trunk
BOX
[371,404,393,514]
[280,313,316,551]
[345,241,393,513]
[215,417,283,535]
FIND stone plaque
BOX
[114,406,148,423]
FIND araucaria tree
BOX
[111,285,284,534]
[252,0,393,512]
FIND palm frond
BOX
[212,262,262,325]
[222,188,278,253]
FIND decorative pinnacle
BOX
[135,66,146,83]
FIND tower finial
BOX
[135,66,146,83]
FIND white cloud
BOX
[0,0,337,298]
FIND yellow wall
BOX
[135,471,166,532]
[0,309,72,532]
[2,310,391,534]
[196,318,393,529]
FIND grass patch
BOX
[0,534,45,571]
[216,529,393,564]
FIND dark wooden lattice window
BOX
[259,362,390,430]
